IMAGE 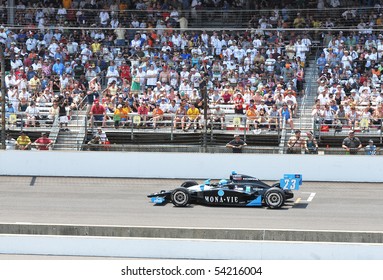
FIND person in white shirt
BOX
[159,98,169,113]
[67,39,79,55]
[179,66,190,82]
[11,55,23,70]
[265,54,276,72]
[5,134,17,150]
[26,35,37,51]
[201,30,209,48]
[80,45,92,63]
[99,10,110,26]
[178,80,192,98]
[233,45,246,62]
[56,6,67,22]
[48,40,59,56]
[0,26,7,44]
[106,62,120,85]
[172,32,182,50]
[145,64,158,88]
[190,69,201,89]
[136,66,146,91]
[284,90,298,116]
[358,81,371,95]
[25,101,40,127]
[341,50,353,69]
[295,39,308,62]
[5,73,16,88]
[130,34,142,50]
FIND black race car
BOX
[148,172,302,209]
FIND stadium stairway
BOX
[278,58,318,153]
[51,110,87,151]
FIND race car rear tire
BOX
[181,181,198,188]
[171,188,190,207]
[264,187,285,209]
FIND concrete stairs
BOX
[278,58,319,153]
[52,110,88,151]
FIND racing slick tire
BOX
[271,182,294,200]
[180,181,198,188]
[171,188,190,207]
[264,187,286,209]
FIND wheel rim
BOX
[174,191,187,204]
[268,193,281,207]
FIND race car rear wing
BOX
[280,174,302,190]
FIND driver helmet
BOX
[218,179,228,186]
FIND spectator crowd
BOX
[1,0,313,133]
[313,5,383,134]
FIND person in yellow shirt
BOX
[185,103,200,132]
[113,104,124,128]
[28,74,41,93]
[246,104,260,131]
[91,39,102,54]
[152,104,164,129]
[121,103,131,121]
[16,131,31,150]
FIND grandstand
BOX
[1,1,383,154]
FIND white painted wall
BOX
[0,151,381,182]
[0,235,382,260]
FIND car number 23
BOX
[279,174,302,190]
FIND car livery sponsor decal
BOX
[280,174,302,190]
[204,195,240,203]
[232,175,259,181]
[205,190,240,203]
[151,197,165,204]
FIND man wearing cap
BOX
[342,130,362,155]
[305,131,319,154]
[90,100,106,127]
[94,127,109,144]
[5,133,17,150]
[365,139,378,155]
[226,134,247,153]
[287,130,307,154]
[33,132,53,150]
[113,104,124,128]
[212,105,225,130]
[52,58,65,75]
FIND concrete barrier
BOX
[0,224,382,244]
[1,151,383,182]
[1,234,382,259]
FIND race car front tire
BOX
[181,181,198,188]
[171,188,190,207]
[264,187,285,209]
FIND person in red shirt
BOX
[33,132,53,150]
[233,93,244,114]
[90,100,107,127]
[221,89,232,103]
[119,62,131,82]
[137,102,149,126]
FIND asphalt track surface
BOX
[0,176,382,232]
